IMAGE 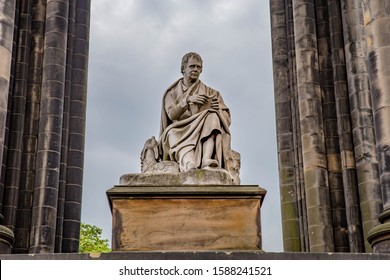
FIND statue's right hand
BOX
[187,94,208,105]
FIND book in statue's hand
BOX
[198,96,217,111]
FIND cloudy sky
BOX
[82,0,282,252]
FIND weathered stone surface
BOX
[367,222,390,253]
[0,1,91,254]
[368,208,390,253]
[142,160,180,174]
[2,251,390,260]
[113,198,261,251]
[0,225,14,254]
[120,169,234,186]
[107,185,266,251]
[271,0,390,253]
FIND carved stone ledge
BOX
[0,225,14,254]
[120,169,234,186]
[368,208,390,253]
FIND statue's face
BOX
[183,57,202,83]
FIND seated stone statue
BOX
[139,52,240,185]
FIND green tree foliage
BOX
[79,222,111,253]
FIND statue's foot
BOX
[185,161,197,171]
[201,159,219,169]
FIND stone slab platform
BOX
[119,169,234,186]
[106,185,266,251]
[1,251,390,260]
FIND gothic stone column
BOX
[364,0,390,253]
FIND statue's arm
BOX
[165,91,189,121]
[222,108,231,126]
[217,91,231,126]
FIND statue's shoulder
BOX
[200,81,220,96]
[165,78,182,94]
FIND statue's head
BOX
[181,52,203,74]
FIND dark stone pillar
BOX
[1,0,90,254]
[13,0,47,254]
[0,0,17,214]
[2,0,32,233]
[270,0,302,252]
[340,0,383,252]
[0,0,17,255]
[55,0,75,254]
[29,0,69,254]
[292,0,335,252]
[364,0,390,252]
[62,0,91,253]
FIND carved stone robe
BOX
[159,79,234,172]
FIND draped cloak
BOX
[159,79,234,172]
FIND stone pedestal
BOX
[107,184,266,251]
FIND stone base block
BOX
[0,225,14,254]
[119,169,234,186]
[368,209,390,253]
[106,185,266,251]
[368,223,390,253]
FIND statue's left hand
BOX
[211,97,220,110]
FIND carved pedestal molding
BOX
[0,215,14,254]
[368,209,390,253]
[120,169,233,186]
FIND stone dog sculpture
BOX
[140,52,240,184]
